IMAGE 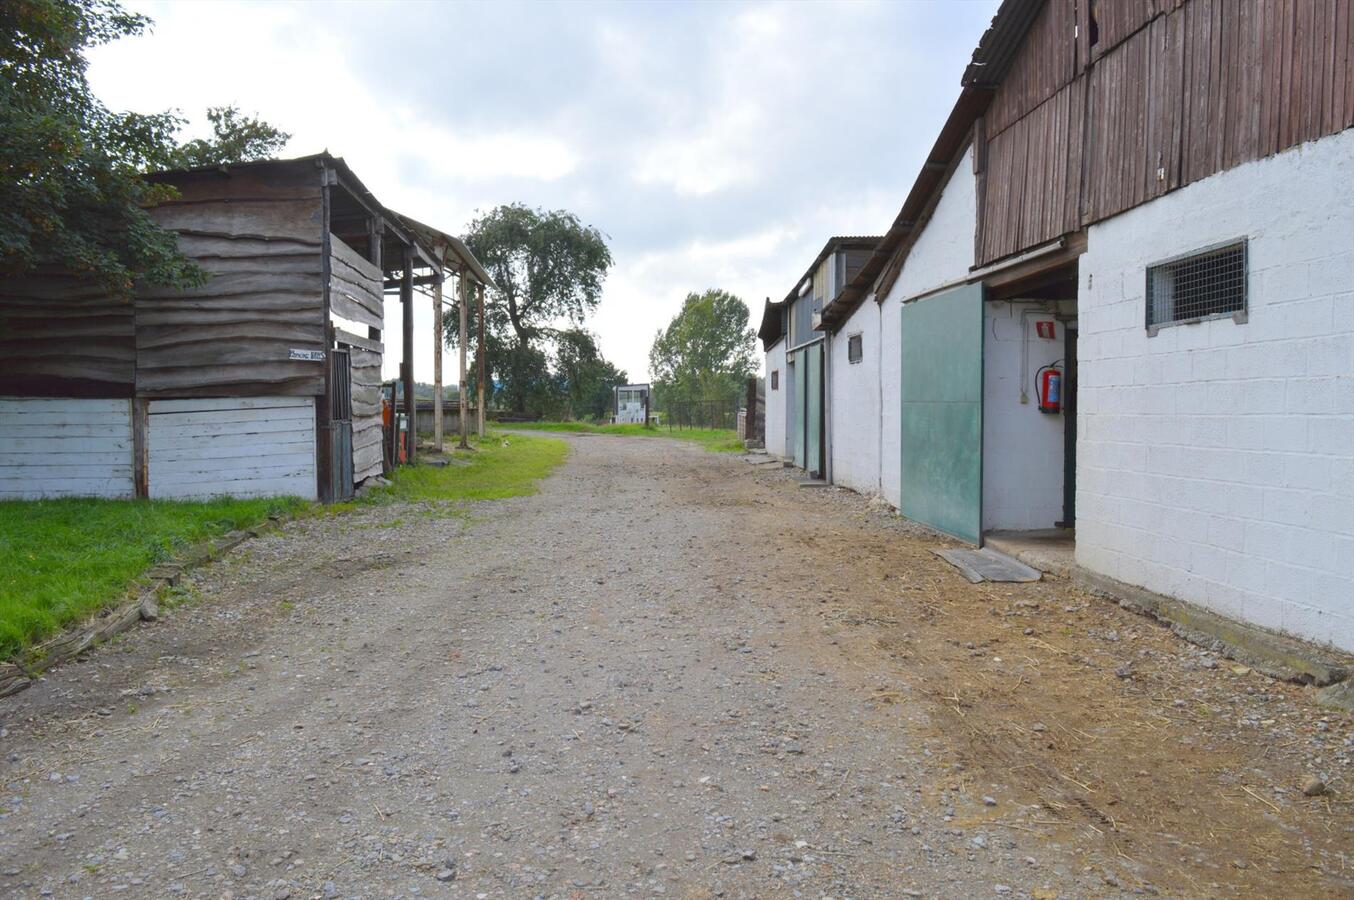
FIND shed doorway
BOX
[980,258,1079,571]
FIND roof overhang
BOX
[387,211,497,290]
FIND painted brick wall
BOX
[1077,127,1354,651]
[828,301,882,495]
[764,338,787,459]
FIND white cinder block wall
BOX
[982,301,1073,531]
[828,301,882,495]
[877,146,978,509]
[763,339,787,460]
[1077,127,1354,651]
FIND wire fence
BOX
[662,398,739,431]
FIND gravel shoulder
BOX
[1,434,1350,899]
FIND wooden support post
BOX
[132,397,149,498]
[433,269,444,452]
[458,271,471,449]
[746,376,758,443]
[476,282,486,438]
[401,246,416,464]
[317,176,335,502]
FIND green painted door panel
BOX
[792,352,806,468]
[899,283,984,544]
[806,343,822,476]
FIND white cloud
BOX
[86,0,1000,388]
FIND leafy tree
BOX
[649,289,756,409]
[555,328,627,421]
[0,1,292,294]
[449,203,612,414]
[167,105,289,169]
[0,0,200,292]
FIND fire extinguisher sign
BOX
[1035,320,1057,339]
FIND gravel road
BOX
[2,434,1350,899]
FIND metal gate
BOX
[899,283,984,543]
[328,349,354,502]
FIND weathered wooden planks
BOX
[0,277,135,396]
[329,234,384,329]
[147,397,316,500]
[979,78,1085,264]
[0,398,134,499]
[976,0,1354,266]
[132,192,328,396]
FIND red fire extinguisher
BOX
[1037,364,1062,414]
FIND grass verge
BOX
[501,421,745,453]
[0,431,568,662]
[0,495,305,659]
[373,430,570,504]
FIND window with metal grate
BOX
[770,370,779,390]
[847,333,863,364]
[1146,240,1247,331]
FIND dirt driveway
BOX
[2,434,1350,899]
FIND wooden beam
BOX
[401,245,415,465]
[476,282,485,438]
[458,270,471,450]
[383,274,441,290]
[334,328,382,353]
[132,397,148,498]
[433,269,444,452]
[317,176,335,502]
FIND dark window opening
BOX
[1146,240,1247,329]
[770,370,779,391]
[847,333,864,364]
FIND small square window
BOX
[847,333,863,364]
[1146,240,1247,330]
[770,370,779,390]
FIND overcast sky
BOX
[88,0,998,384]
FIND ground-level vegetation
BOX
[501,421,745,453]
[0,431,568,660]
[0,495,304,658]
[374,431,569,504]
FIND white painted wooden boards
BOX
[0,398,135,499]
[146,397,317,501]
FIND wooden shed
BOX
[0,153,446,502]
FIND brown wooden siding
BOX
[133,190,327,398]
[329,236,384,483]
[977,77,1085,264]
[975,0,1354,266]
[983,0,1080,135]
[0,276,134,397]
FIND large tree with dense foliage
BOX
[555,328,627,421]
[451,203,613,414]
[648,288,756,409]
[0,0,289,294]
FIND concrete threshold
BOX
[985,530,1075,579]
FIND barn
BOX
[0,153,474,503]
[790,0,1354,653]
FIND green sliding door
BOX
[899,283,984,544]
[792,351,806,468]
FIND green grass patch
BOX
[0,494,305,660]
[373,430,569,504]
[501,421,745,453]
